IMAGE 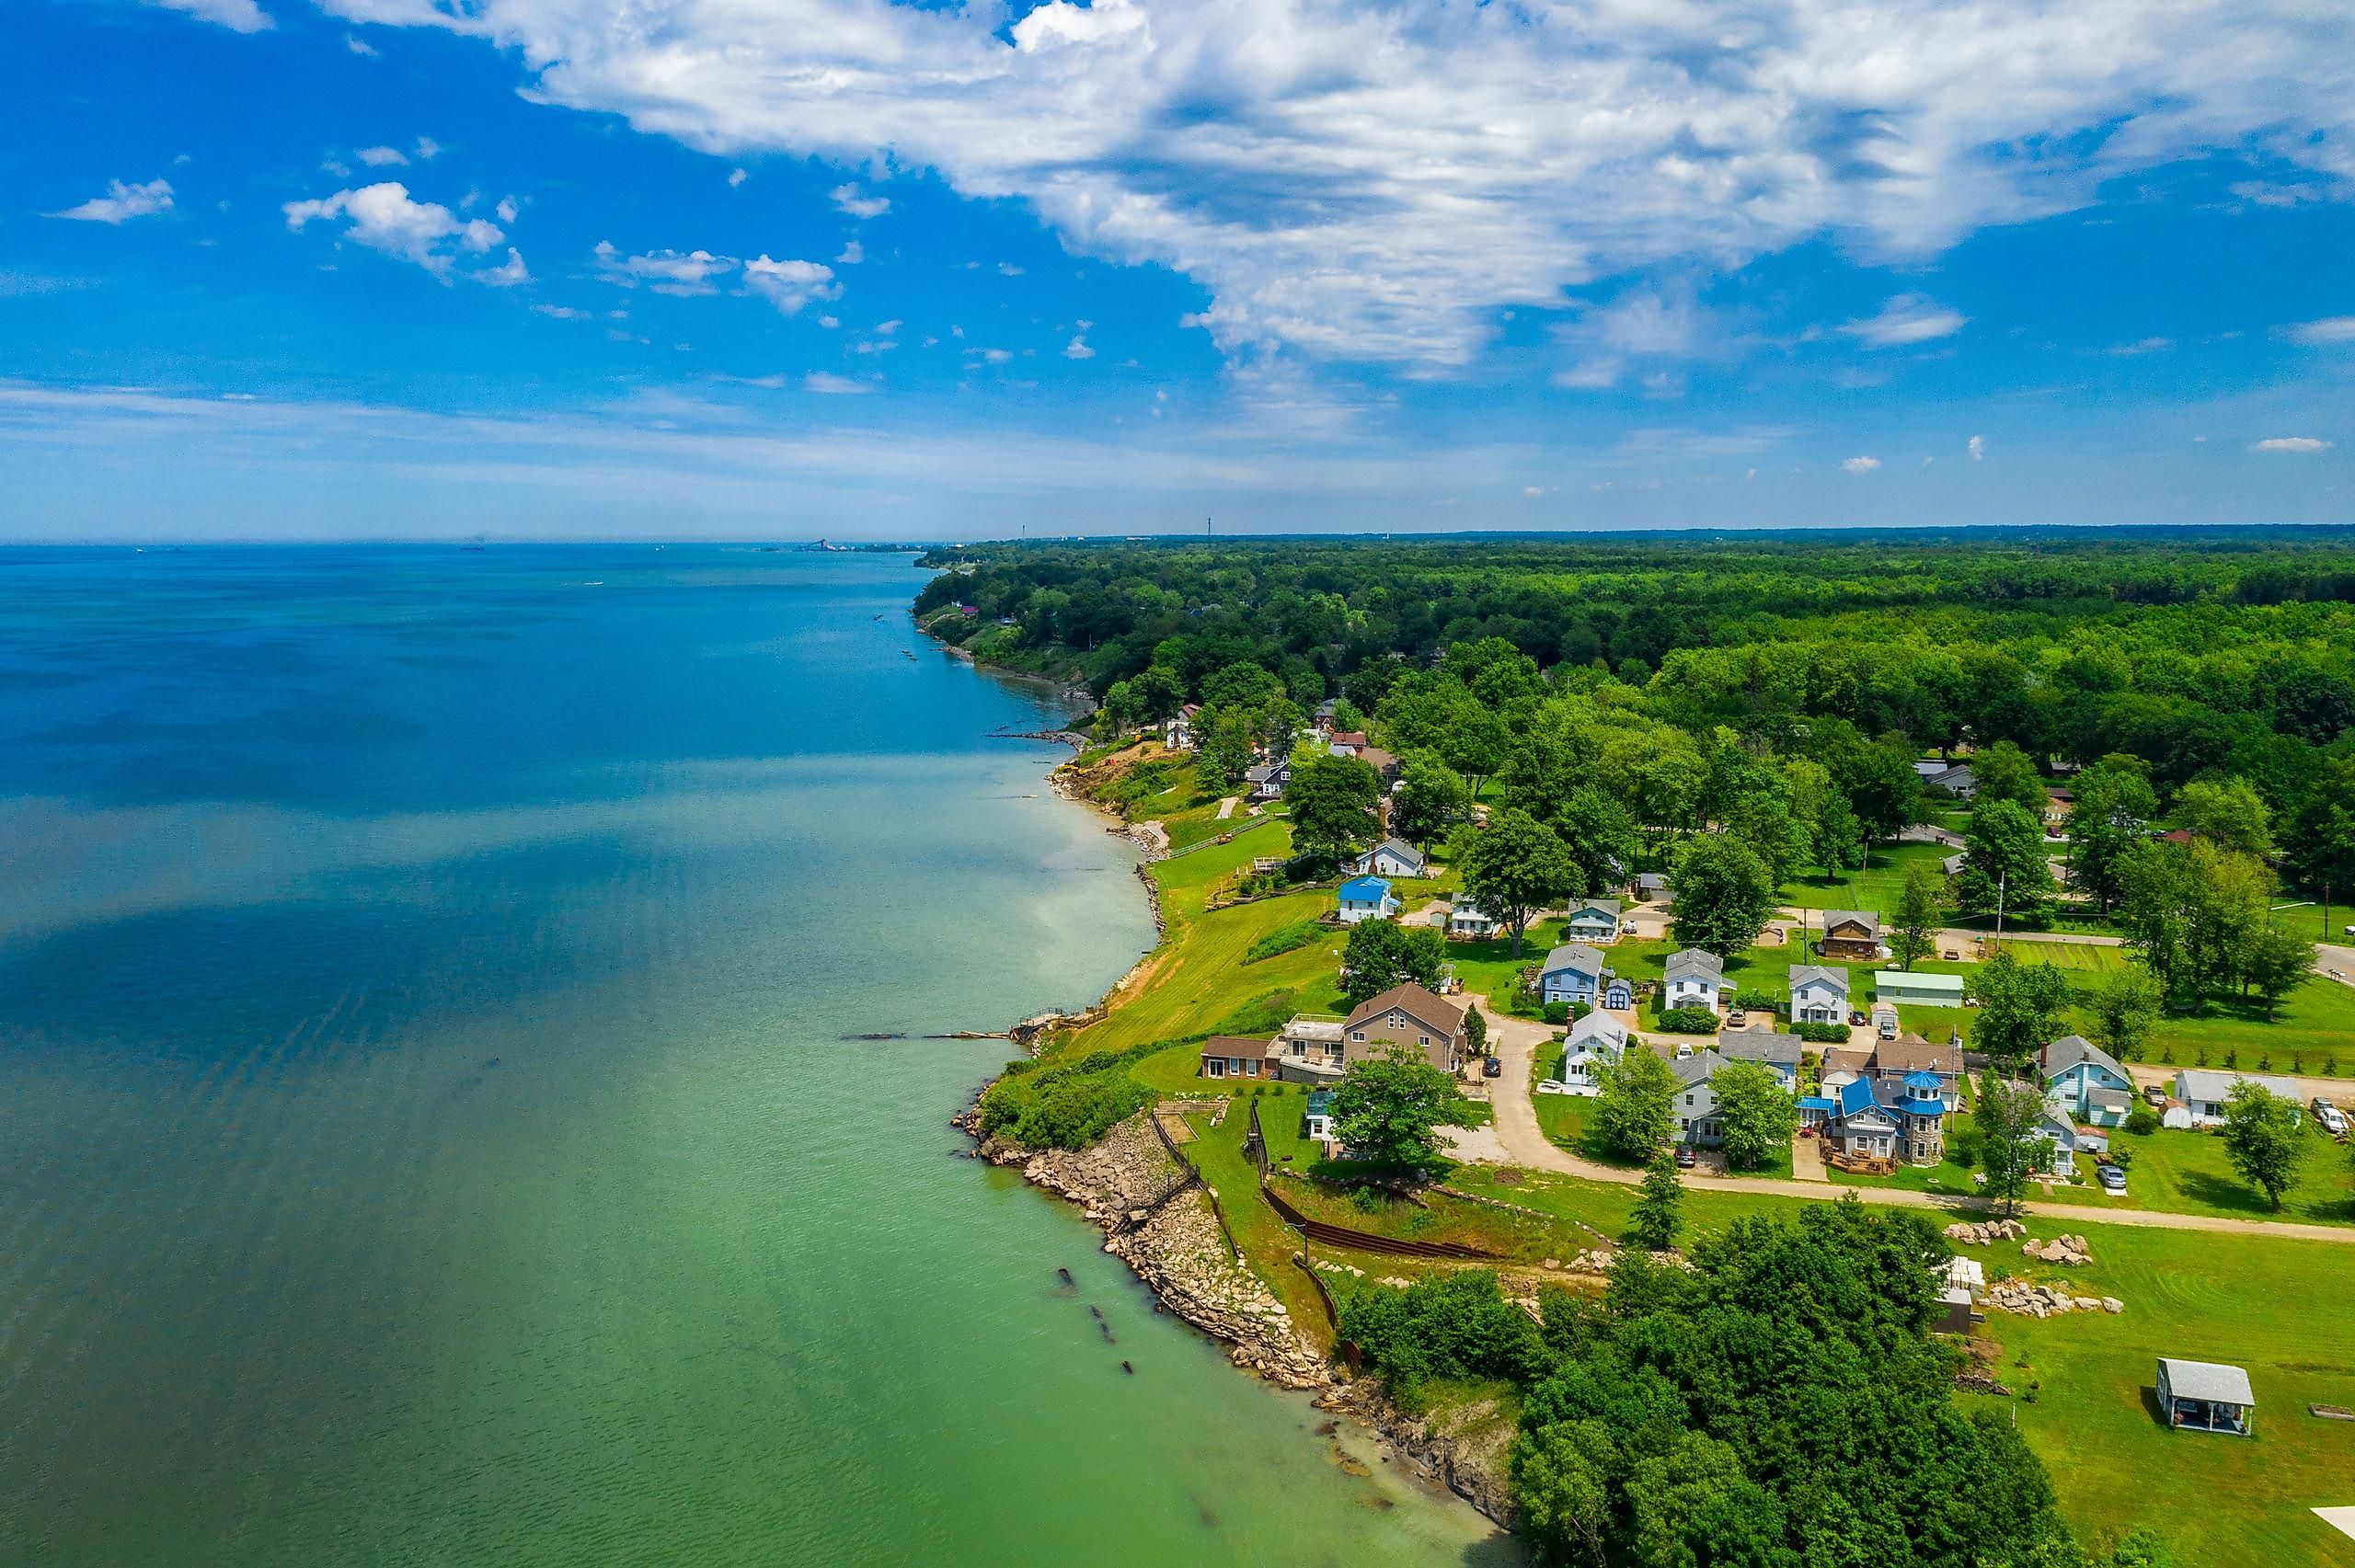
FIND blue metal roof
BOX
[1305,1090,1334,1115]
[1798,1095,1837,1111]
[1902,1070,1944,1091]
[1836,1077,1880,1116]
[1338,876,1391,900]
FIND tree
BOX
[1958,798,2056,920]
[1463,1002,1488,1059]
[1284,750,1381,865]
[1552,783,1641,898]
[2282,755,2355,924]
[1339,918,1445,1008]
[2085,966,2164,1061]
[1892,860,1945,970]
[1628,1149,1684,1250]
[1329,1043,1475,1176]
[1459,807,1578,957]
[1970,741,2050,815]
[2240,921,2315,1016]
[1966,952,2074,1074]
[1189,704,1253,793]
[1974,1071,2051,1215]
[1713,1060,1798,1172]
[2218,1081,2308,1211]
[1511,1420,1614,1567]
[2175,776,2273,857]
[1670,834,1777,956]
[1439,703,1512,806]
[2066,757,2158,913]
[1832,736,1925,853]
[1594,1048,1678,1162]
[1200,659,1283,712]
[1389,750,1465,844]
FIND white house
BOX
[1444,901,1499,939]
[1336,876,1398,924]
[2041,1035,2136,1128]
[2173,1069,2303,1129]
[1548,1010,1631,1096]
[1345,837,1427,878]
[1561,898,1625,944]
[1539,943,1608,1007]
[1163,704,1199,750]
[1788,965,1851,1024]
[1661,948,1726,1012]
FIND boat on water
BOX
[902,649,917,659]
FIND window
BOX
[1206,1060,1224,1079]
[1419,1035,1430,1046]
[1350,1031,1364,1042]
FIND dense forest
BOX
[913,532,2355,929]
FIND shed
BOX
[1876,969,1964,1007]
[2155,1358,2255,1436]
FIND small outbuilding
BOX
[2155,1358,2255,1436]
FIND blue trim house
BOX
[2041,1034,2135,1128]
[1337,876,1398,924]
[1801,1070,1951,1164]
[1538,943,1607,1006]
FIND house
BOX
[1336,876,1398,924]
[1269,1017,1347,1082]
[1163,703,1200,750]
[1662,948,1726,1013]
[1199,1035,1274,1080]
[2155,1359,2256,1436]
[1717,1026,1803,1091]
[1244,759,1290,802]
[1312,698,1339,734]
[1444,901,1499,939]
[2032,1114,2081,1172]
[1669,1047,1731,1147]
[1788,965,1851,1024]
[1818,1045,1870,1092]
[1549,1011,1631,1096]
[1632,872,1671,904]
[1303,1088,1338,1145]
[1876,969,1964,1009]
[1817,910,1886,961]
[1798,1055,1951,1163]
[1922,762,1978,799]
[1940,852,1967,877]
[1562,898,1625,944]
[1871,1001,1900,1040]
[2042,1035,2136,1127]
[2043,787,2074,830]
[1345,837,1427,878]
[1538,944,1609,1007]
[1327,730,1369,756]
[1356,746,1400,784]
[1811,1076,1904,1161]
[1342,983,1468,1075]
[1866,1034,1965,1108]
[2173,1070,2303,1128]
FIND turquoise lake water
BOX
[0,548,1507,1565]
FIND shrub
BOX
[1244,919,1324,965]
[974,1050,1155,1150]
[1568,1001,1592,1021]
[1338,1270,1550,1410]
[2125,1104,2160,1137]
[1947,1127,1983,1169]
[2107,1147,2134,1171]
[1793,1021,1851,1044]
[1656,1005,1721,1035]
[1543,1001,1570,1025]
[1732,987,1778,1012]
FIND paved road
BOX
[1475,999,2355,1245]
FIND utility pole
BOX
[1994,869,2007,956]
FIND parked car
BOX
[1482,1056,1502,1079]
[1847,1010,1869,1026]
[1942,949,1960,961]
[1674,1145,1696,1169]
[2313,1099,2349,1136]
[2143,1084,2169,1107]
[2097,1164,2128,1193]
[1726,1010,1747,1028]
[1620,919,1639,935]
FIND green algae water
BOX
[0,547,1506,1566]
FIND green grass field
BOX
[1779,838,1955,914]
[2040,1125,2355,1228]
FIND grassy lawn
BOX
[2146,979,2355,1066]
[2039,1125,2355,1229]
[1824,1154,1985,1199]
[1780,839,1955,914]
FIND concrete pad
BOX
[2314,1506,2355,1543]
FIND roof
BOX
[1670,1047,1726,1088]
[1357,746,1398,773]
[1798,1095,1837,1112]
[1200,1036,1271,1058]
[1284,1017,1346,1042]
[1664,948,1725,982]
[1345,982,1465,1036]
[1875,968,1964,999]
[1820,1046,1871,1079]
[1790,964,1850,993]
[2043,1033,2128,1085]
[1636,872,1670,893]
[1338,876,1392,901]
[1835,1076,1897,1124]
[1244,762,1280,783]
[1902,1070,1944,1091]
[1542,943,1606,977]
[2158,1358,2256,1406]
[2175,1069,2301,1103]
[1362,836,1423,865]
[1329,730,1369,747]
[1719,1028,1803,1070]
[1871,1036,1962,1079]
[1568,1010,1628,1048]
[1567,897,1624,921]
[1870,1000,1900,1017]
[1821,910,1881,934]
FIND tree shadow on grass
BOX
[2177,1170,2284,1219]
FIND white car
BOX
[2313,1100,2349,1137]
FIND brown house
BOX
[1199,1036,1275,1081]
[1342,983,1469,1075]
[1818,910,1886,961]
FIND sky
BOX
[2,0,2352,539]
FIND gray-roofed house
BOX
[1539,944,1608,1007]
[1345,837,1426,878]
[2042,1035,2136,1127]
[1717,1026,1804,1091]
[1788,965,1851,1025]
[1667,1047,1730,1147]
[1550,1010,1631,1096]
[1662,948,1727,1013]
[2173,1069,2303,1129]
[2155,1358,2256,1436]
[1244,759,1290,802]
[1562,898,1625,944]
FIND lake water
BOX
[0,547,1505,1565]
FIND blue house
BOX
[1538,943,1607,1006]
[2040,1034,2135,1128]
[1337,876,1398,924]
[1802,1070,1949,1165]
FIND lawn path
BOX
[1476,999,2355,1245]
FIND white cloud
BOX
[494,197,519,223]
[997,262,1025,277]
[2252,436,2330,452]
[478,248,531,287]
[1841,294,1967,349]
[149,0,270,32]
[875,319,902,336]
[1968,434,1984,461]
[818,315,840,328]
[728,167,748,188]
[299,0,2355,371]
[345,32,377,54]
[357,145,409,167]
[2286,315,2355,345]
[1842,455,1883,473]
[830,183,890,219]
[594,241,736,295]
[2102,336,2173,355]
[283,183,503,276]
[835,239,864,265]
[414,136,443,161]
[532,303,589,319]
[1064,335,1095,359]
[49,178,176,224]
[979,348,1013,364]
[742,256,840,315]
[803,372,869,394]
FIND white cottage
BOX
[1788,964,1851,1025]
[1661,948,1726,1012]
